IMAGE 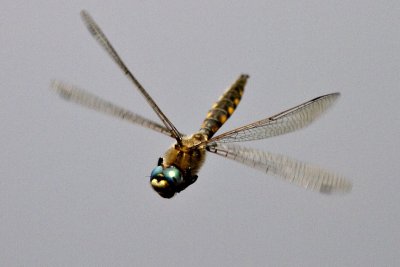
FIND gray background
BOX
[2,1,399,266]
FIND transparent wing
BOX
[51,80,174,138]
[207,143,352,194]
[207,93,340,144]
[80,10,183,144]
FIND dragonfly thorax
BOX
[150,133,207,198]
[175,133,208,151]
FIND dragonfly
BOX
[51,10,352,198]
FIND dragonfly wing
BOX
[208,93,340,144]
[51,80,174,138]
[80,10,183,144]
[207,143,352,194]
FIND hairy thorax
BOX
[163,133,208,176]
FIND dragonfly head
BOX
[150,164,183,198]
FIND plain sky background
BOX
[2,1,399,266]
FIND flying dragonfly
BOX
[51,10,352,198]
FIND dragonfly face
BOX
[150,164,183,198]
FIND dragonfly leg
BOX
[184,166,198,184]
[176,167,198,193]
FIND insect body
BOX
[52,11,352,198]
[150,75,248,198]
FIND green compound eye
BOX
[150,166,163,178]
[163,166,183,185]
[149,165,184,199]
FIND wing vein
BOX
[207,93,340,144]
[51,80,173,137]
[207,143,352,194]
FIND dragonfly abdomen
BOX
[199,74,249,138]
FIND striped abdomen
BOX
[199,74,249,139]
